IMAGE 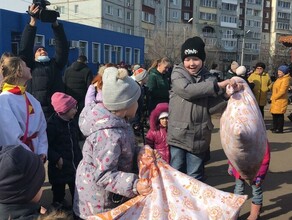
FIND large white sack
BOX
[220,76,267,183]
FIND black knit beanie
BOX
[255,62,266,70]
[0,145,45,204]
[33,45,46,55]
[181,36,206,61]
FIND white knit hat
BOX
[236,66,246,76]
[158,112,169,119]
[102,67,141,111]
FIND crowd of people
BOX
[0,3,292,220]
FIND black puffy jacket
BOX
[47,114,82,184]
[19,23,69,119]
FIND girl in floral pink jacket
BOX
[146,103,170,163]
[228,141,271,220]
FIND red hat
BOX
[51,92,77,114]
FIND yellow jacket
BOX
[248,72,273,106]
[270,74,291,114]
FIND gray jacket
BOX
[167,63,227,154]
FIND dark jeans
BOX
[272,113,284,132]
[170,145,208,181]
[52,181,75,204]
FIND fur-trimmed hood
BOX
[149,103,169,131]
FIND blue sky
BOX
[0,0,30,13]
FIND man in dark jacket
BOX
[64,55,93,138]
[19,4,69,120]
[64,55,93,116]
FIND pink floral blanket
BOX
[88,146,247,220]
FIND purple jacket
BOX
[84,84,103,105]
[146,103,170,163]
[73,102,138,219]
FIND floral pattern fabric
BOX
[89,146,247,220]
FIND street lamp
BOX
[240,30,251,65]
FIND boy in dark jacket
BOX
[47,92,82,210]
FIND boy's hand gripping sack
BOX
[220,76,267,183]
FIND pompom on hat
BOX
[0,145,45,204]
[51,92,77,114]
[236,66,246,76]
[181,36,206,61]
[278,65,290,74]
[231,61,239,72]
[133,68,148,82]
[102,67,141,111]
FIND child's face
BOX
[183,56,203,75]
[61,105,78,120]
[159,117,168,128]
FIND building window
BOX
[126,11,132,20]
[105,23,114,31]
[58,6,65,14]
[104,44,112,63]
[172,11,178,19]
[79,41,88,57]
[92,43,100,63]
[115,46,123,64]
[265,1,270,7]
[200,12,217,21]
[34,35,45,46]
[222,3,237,11]
[142,12,154,23]
[117,8,123,18]
[170,0,178,5]
[183,13,190,20]
[125,47,132,64]
[184,0,191,7]
[106,5,113,15]
[200,0,217,8]
[74,5,79,14]
[278,1,291,8]
[134,49,140,64]
[117,26,123,33]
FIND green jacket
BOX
[147,68,170,104]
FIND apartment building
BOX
[48,0,292,71]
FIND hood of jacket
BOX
[71,61,88,71]
[149,103,169,131]
[79,102,129,137]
